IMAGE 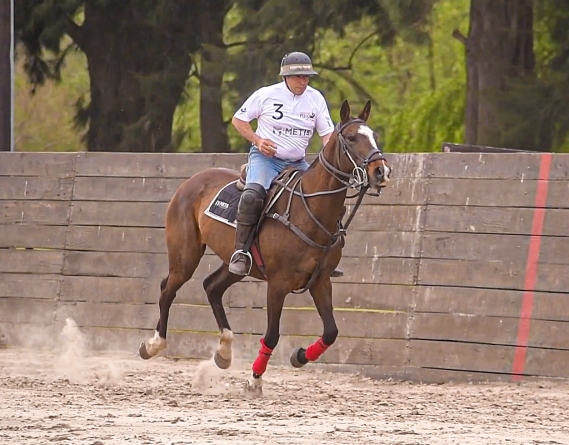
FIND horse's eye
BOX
[346,135,357,143]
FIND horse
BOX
[139,99,391,392]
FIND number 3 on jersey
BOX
[272,103,284,120]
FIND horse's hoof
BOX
[244,377,263,396]
[213,350,231,369]
[139,342,152,360]
[290,347,309,368]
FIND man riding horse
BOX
[229,51,344,278]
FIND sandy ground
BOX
[1,321,569,445]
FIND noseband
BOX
[318,119,387,190]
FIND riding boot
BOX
[229,183,266,276]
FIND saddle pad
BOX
[203,180,242,228]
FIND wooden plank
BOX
[0,224,67,249]
[0,177,74,200]
[69,199,424,234]
[61,252,229,279]
[72,177,184,202]
[525,348,569,378]
[59,275,232,305]
[428,178,533,207]
[0,250,64,274]
[0,152,77,177]
[222,307,408,339]
[70,201,166,227]
[0,322,59,348]
[0,274,61,299]
[59,275,414,312]
[425,206,532,234]
[0,200,71,225]
[421,232,569,265]
[427,153,543,180]
[419,258,569,293]
[61,250,416,285]
[416,285,569,322]
[424,205,568,236]
[418,259,525,290]
[230,282,415,312]
[331,257,418,285]
[346,204,424,232]
[428,178,569,208]
[411,312,519,345]
[57,302,408,339]
[409,340,514,374]
[527,319,569,350]
[546,181,569,208]
[549,154,569,180]
[386,153,428,178]
[75,152,246,177]
[345,177,428,206]
[65,225,419,259]
[66,226,166,253]
[0,298,58,324]
[421,232,528,262]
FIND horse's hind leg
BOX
[290,277,338,368]
[203,264,244,369]
[139,218,205,359]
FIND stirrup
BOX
[229,249,253,275]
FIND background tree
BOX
[453,0,540,150]
[16,0,201,152]
[0,0,11,151]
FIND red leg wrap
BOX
[252,338,273,376]
[305,337,330,361]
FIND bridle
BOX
[318,118,388,191]
[265,117,390,293]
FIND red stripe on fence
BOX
[512,153,552,381]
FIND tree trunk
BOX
[78,2,197,152]
[0,0,11,152]
[462,0,538,150]
[198,1,231,153]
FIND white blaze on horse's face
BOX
[357,125,379,150]
[357,125,390,187]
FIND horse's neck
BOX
[298,140,348,218]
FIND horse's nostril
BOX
[374,167,384,180]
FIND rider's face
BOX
[284,75,311,95]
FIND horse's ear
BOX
[358,100,372,122]
[340,100,350,123]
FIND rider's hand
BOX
[255,137,277,157]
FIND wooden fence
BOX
[1,152,568,383]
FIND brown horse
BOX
[139,100,391,392]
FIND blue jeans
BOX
[246,146,310,190]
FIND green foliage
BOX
[14,0,569,153]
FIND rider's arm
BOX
[321,133,332,147]
[232,116,260,146]
[232,116,277,156]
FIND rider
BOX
[229,51,343,277]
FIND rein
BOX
[265,117,386,293]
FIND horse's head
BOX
[332,100,391,191]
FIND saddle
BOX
[204,164,301,229]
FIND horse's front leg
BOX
[203,265,244,369]
[245,283,287,394]
[290,277,338,368]
[139,272,188,359]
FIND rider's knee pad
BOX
[237,183,267,224]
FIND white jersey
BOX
[233,81,334,161]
